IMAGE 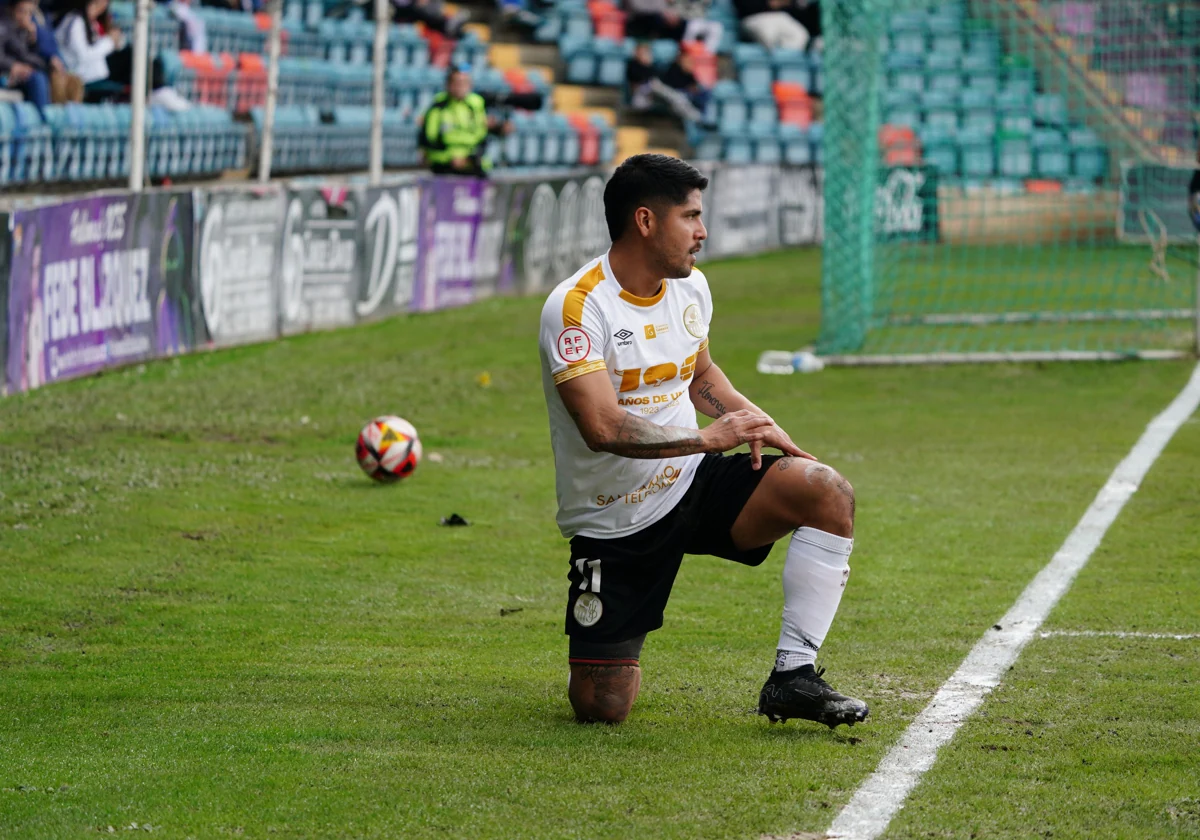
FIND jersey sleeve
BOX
[540,287,609,386]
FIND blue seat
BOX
[596,39,626,87]
[996,131,1032,178]
[808,121,823,164]
[721,129,752,164]
[922,89,958,133]
[1068,127,1106,179]
[773,49,809,86]
[886,52,924,94]
[920,125,958,176]
[958,89,995,134]
[692,129,722,160]
[1034,93,1067,127]
[1032,128,1068,178]
[957,125,994,177]
[779,122,810,165]
[748,122,780,164]
[889,11,926,55]
[883,89,921,130]
[747,94,776,125]
[735,43,772,95]
[560,36,595,84]
[996,90,1033,133]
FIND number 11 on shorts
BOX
[576,558,601,593]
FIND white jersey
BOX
[539,251,713,539]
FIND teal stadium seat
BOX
[925,52,961,94]
[922,89,958,133]
[1068,127,1107,180]
[959,89,995,134]
[957,125,994,177]
[1032,128,1068,179]
[920,125,958,176]
[996,130,1032,179]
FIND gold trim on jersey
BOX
[562,262,606,330]
[699,337,709,352]
[553,359,607,385]
[618,280,668,307]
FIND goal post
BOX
[817,0,1199,363]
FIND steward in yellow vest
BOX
[420,68,500,177]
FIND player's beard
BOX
[655,241,696,279]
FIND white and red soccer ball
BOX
[356,416,422,483]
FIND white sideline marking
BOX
[1039,630,1200,640]
[826,362,1200,840]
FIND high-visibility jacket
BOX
[420,91,490,169]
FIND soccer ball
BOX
[356,416,422,483]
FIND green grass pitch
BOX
[1,249,1198,839]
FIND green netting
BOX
[818,0,1200,361]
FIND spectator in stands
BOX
[162,0,206,54]
[0,1,52,112]
[734,0,810,50]
[661,49,709,115]
[624,0,722,54]
[18,0,85,101]
[419,66,511,177]
[390,0,466,39]
[626,40,712,128]
[55,0,190,110]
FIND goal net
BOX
[818,0,1199,363]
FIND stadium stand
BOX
[0,0,1122,190]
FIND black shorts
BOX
[565,452,783,661]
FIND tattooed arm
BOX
[688,346,815,466]
[688,346,759,420]
[557,369,775,460]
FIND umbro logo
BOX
[613,328,634,347]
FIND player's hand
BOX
[700,410,775,454]
[750,424,815,470]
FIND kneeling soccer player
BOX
[538,154,868,728]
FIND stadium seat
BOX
[734,43,772,96]
[922,89,958,133]
[886,53,924,94]
[889,11,926,55]
[925,52,961,94]
[883,89,921,130]
[1068,127,1107,179]
[957,125,994,177]
[919,125,958,176]
[779,122,810,165]
[773,49,809,87]
[1033,93,1068,127]
[958,89,995,134]
[1032,128,1069,178]
[996,130,1033,178]
[997,90,1033,133]
[595,39,626,87]
[748,122,780,164]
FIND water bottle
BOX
[792,350,825,374]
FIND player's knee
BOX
[798,462,855,537]
[569,664,641,724]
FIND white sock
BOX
[775,526,853,672]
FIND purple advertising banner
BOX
[412,177,483,313]
[5,192,194,394]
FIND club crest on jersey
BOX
[574,592,603,627]
[557,327,591,363]
[683,304,706,339]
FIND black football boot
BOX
[757,665,869,728]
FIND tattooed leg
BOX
[569,664,642,723]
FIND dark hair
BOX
[445,65,470,88]
[603,154,708,241]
